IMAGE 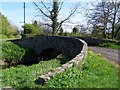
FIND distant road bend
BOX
[89,46,120,65]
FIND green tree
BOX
[0,13,18,38]
[58,27,63,36]
[72,27,79,33]
[32,20,41,35]
[22,24,33,34]
[0,14,8,35]
[22,21,41,37]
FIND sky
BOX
[0,2,36,29]
[0,0,101,32]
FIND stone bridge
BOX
[10,36,88,84]
[11,36,83,60]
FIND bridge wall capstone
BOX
[11,36,83,59]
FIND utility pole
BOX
[24,2,25,24]
[23,2,25,36]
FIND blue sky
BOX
[0,2,36,30]
[0,1,98,32]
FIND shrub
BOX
[1,34,8,39]
[2,41,25,65]
[22,21,41,38]
[67,32,82,37]
[9,35,16,39]
[15,35,22,39]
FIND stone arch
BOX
[11,36,84,64]
[38,48,62,60]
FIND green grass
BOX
[99,42,120,50]
[44,51,119,88]
[1,59,61,89]
[1,51,119,89]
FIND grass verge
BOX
[44,51,119,88]
[99,42,120,50]
[1,59,61,89]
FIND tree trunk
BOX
[114,26,120,39]
[52,1,58,36]
[103,22,107,38]
[111,13,116,39]
[111,1,117,40]
[102,1,107,38]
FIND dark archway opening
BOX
[19,48,39,66]
[39,48,62,60]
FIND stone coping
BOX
[36,38,88,84]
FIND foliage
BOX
[0,13,18,37]
[58,28,64,36]
[45,51,119,88]
[67,32,82,37]
[1,34,8,39]
[2,41,25,65]
[91,25,104,39]
[1,59,61,89]
[0,13,9,35]
[22,21,41,38]
[22,24,33,34]
[0,34,20,39]
[72,27,79,33]
[32,21,41,35]
[99,42,120,50]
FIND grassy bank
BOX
[1,51,119,89]
[44,51,119,88]
[1,59,61,89]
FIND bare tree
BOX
[33,0,79,36]
[87,2,111,38]
[110,0,120,39]
[87,0,120,39]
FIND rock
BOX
[34,77,45,85]
[0,60,8,69]
[1,86,15,90]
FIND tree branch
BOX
[33,2,52,19]
[40,2,51,13]
[57,4,79,31]
[43,23,52,27]
[58,0,65,13]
